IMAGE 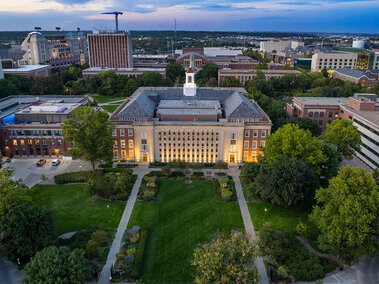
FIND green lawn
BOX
[92,95,123,104]
[102,104,122,113]
[247,202,318,237]
[29,184,125,235]
[128,179,244,283]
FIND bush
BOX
[161,165,172,176]
[149,161,167,168]
[170,171,185,177]
[214,161,228,169]
[116,163,138,168]
[221,190,233,201]
[54,171,90,184]
[218,178,229,188]
[91,230,108,247]
[121,256,134,275]
[130,229,148,278]
[143,190,155,201]
[126,248,136,254]
[192,172,204,177]
[129,233,140,244]
[85,240,100,259]
[100,161,113,168]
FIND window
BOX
[142,144,148,151]
[112,129,116,136]
[261,130,266,138]
[319,120,323,125]
[253,130,258,137]
[20,140,24,146]
[309,112,313,117]
[121,150,126,158]
[328,112,332,117]
[314,112,319,118]
[320,112,324,117]
[129,140,134,148]
[244,141,249,149]
[230,145,236,152]
[260,141,265,148]
[128,129,133,136]
[13,140,17,146]
[243,151,249,160]
[120,129,125,136]
[244,130,250,137]
[252,141,257,149]
[129,150,134,159]
[121,140,126,148]
[114,140,118,148]
[113,151,118,158]
[251,151,257,160]
[231,133,237,140]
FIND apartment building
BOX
[311,52,357,72]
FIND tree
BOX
[166,62,185,82]
[207,77,218,87]
[262,124,326,174]
[192,232,260,283]
[310,166,379,258]
[141,71,163,86]
[62,107,114,171]
[122,78,138,96]
[320,144,343,186]
[222,76,240,87]
[254,156,319,206]
[0,170,30,217]
[97,70,118,96]
[195,63,218,85]
[0,204,55,262]
[23,246,91,284]
[325,119,361,159]
[246,71,275,97]
[272,117,321,136]
[240,162,262,187]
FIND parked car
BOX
[36,159,46,167]
[52,159,61,166]
[5,158,11,163]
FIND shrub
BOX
[116,163,138,168]
[221,190,233,201]
[143,190,155,201]
[100,161,113,168]
[91,230,108,247]
[170,171,185,177]
[161,165,172,176]
[121,256,134,275]
[192,172,204,177]
[214,161,228,169]
[149,161,167,168]
[85,240,100,259]
[54,171,90,184]
[129,233,140,244]
[296,220,309,238]
[218,178,229,188]
[126,248,136,254]
[130,229,148,278]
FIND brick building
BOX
[333,68,379,87]
[109,68,271,164]
[286,93,378,169]
[0,96,88,158]
[87,33,133,68]
[82,67,166,80]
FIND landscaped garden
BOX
[29,184,126,235]
[91,95,123,104]
[125,178,244,283]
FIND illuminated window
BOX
[251,151,257,160]
[243,151,249,160]
[230,145,236,152]
[129,150,134,159]
[20,140,25,146]
[129,140,134,148]
[121,140,126,148]
[114,140,118,148]
[13,140,17,146]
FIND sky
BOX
[0,0,378,33]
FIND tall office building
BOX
[87,32,133,68]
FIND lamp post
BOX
[264,208,268,224]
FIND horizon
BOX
[0,0,378,33]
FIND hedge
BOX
[130,228,148,278]
[54,171,91,184]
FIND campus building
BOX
[19,31,88,68]
[332,46,379,70]
[286,93,378,169]
[0,96,88,158]
[2,65,51,78]
[218,69,301,86]
[109,68,271,164]
[82,67,166,80]
[87,32,133,69]
[333,68,379,87]
[259,40,304,53]
[311,52,358,72]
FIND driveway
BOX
[5,158,92,187]
[0,258,23,284]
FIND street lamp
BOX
[264,208,268,224]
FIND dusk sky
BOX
[0,0,378,33]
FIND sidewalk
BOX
[230,170,269,284]
[98,167,151,283]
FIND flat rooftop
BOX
[293,97,349,106]
[17,101,82,115]
[158,100,221,109]
[156,108,222,116]
[3,65,50,72]
[341,105,379,127]
[0,95,86,120]
[83,67,165,72]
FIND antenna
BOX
[55,27,61,32]
[77,27,81,32]
[101,11,123,32]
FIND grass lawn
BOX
[128,179,244,283]
[92,95,123,104]
[102,104,121,113]
[247,201,318,237]
[29,184,125,235]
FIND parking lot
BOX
[2,158,92,188]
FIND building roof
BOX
[3,65,50,73]
[293,97,349,106]
[83,67,165,72]
[334,68,379,80]
[113,87,267,121]
[340,105,379,127]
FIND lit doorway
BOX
[142,154,148,162]
[229,154,235,163]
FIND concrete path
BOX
[0,258,24,284]
[230,171,269,284]
[98,167,151,283]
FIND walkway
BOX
[0,258,23,284]
[98,166,151,283]
[229,170,269,284]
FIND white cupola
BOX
[183,66,196,96]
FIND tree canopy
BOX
[310,166,379,258]
[195,63,219,85]
[61,107,114,171]
[192,232,260,283]
[262,124,326,174]
[141,71,164,86]
[0,204,55,262]
[23,246,91,284]
[325,119,361,159]
[272,117,321,136]
[222,76,240,87]
[166,62,185,82]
